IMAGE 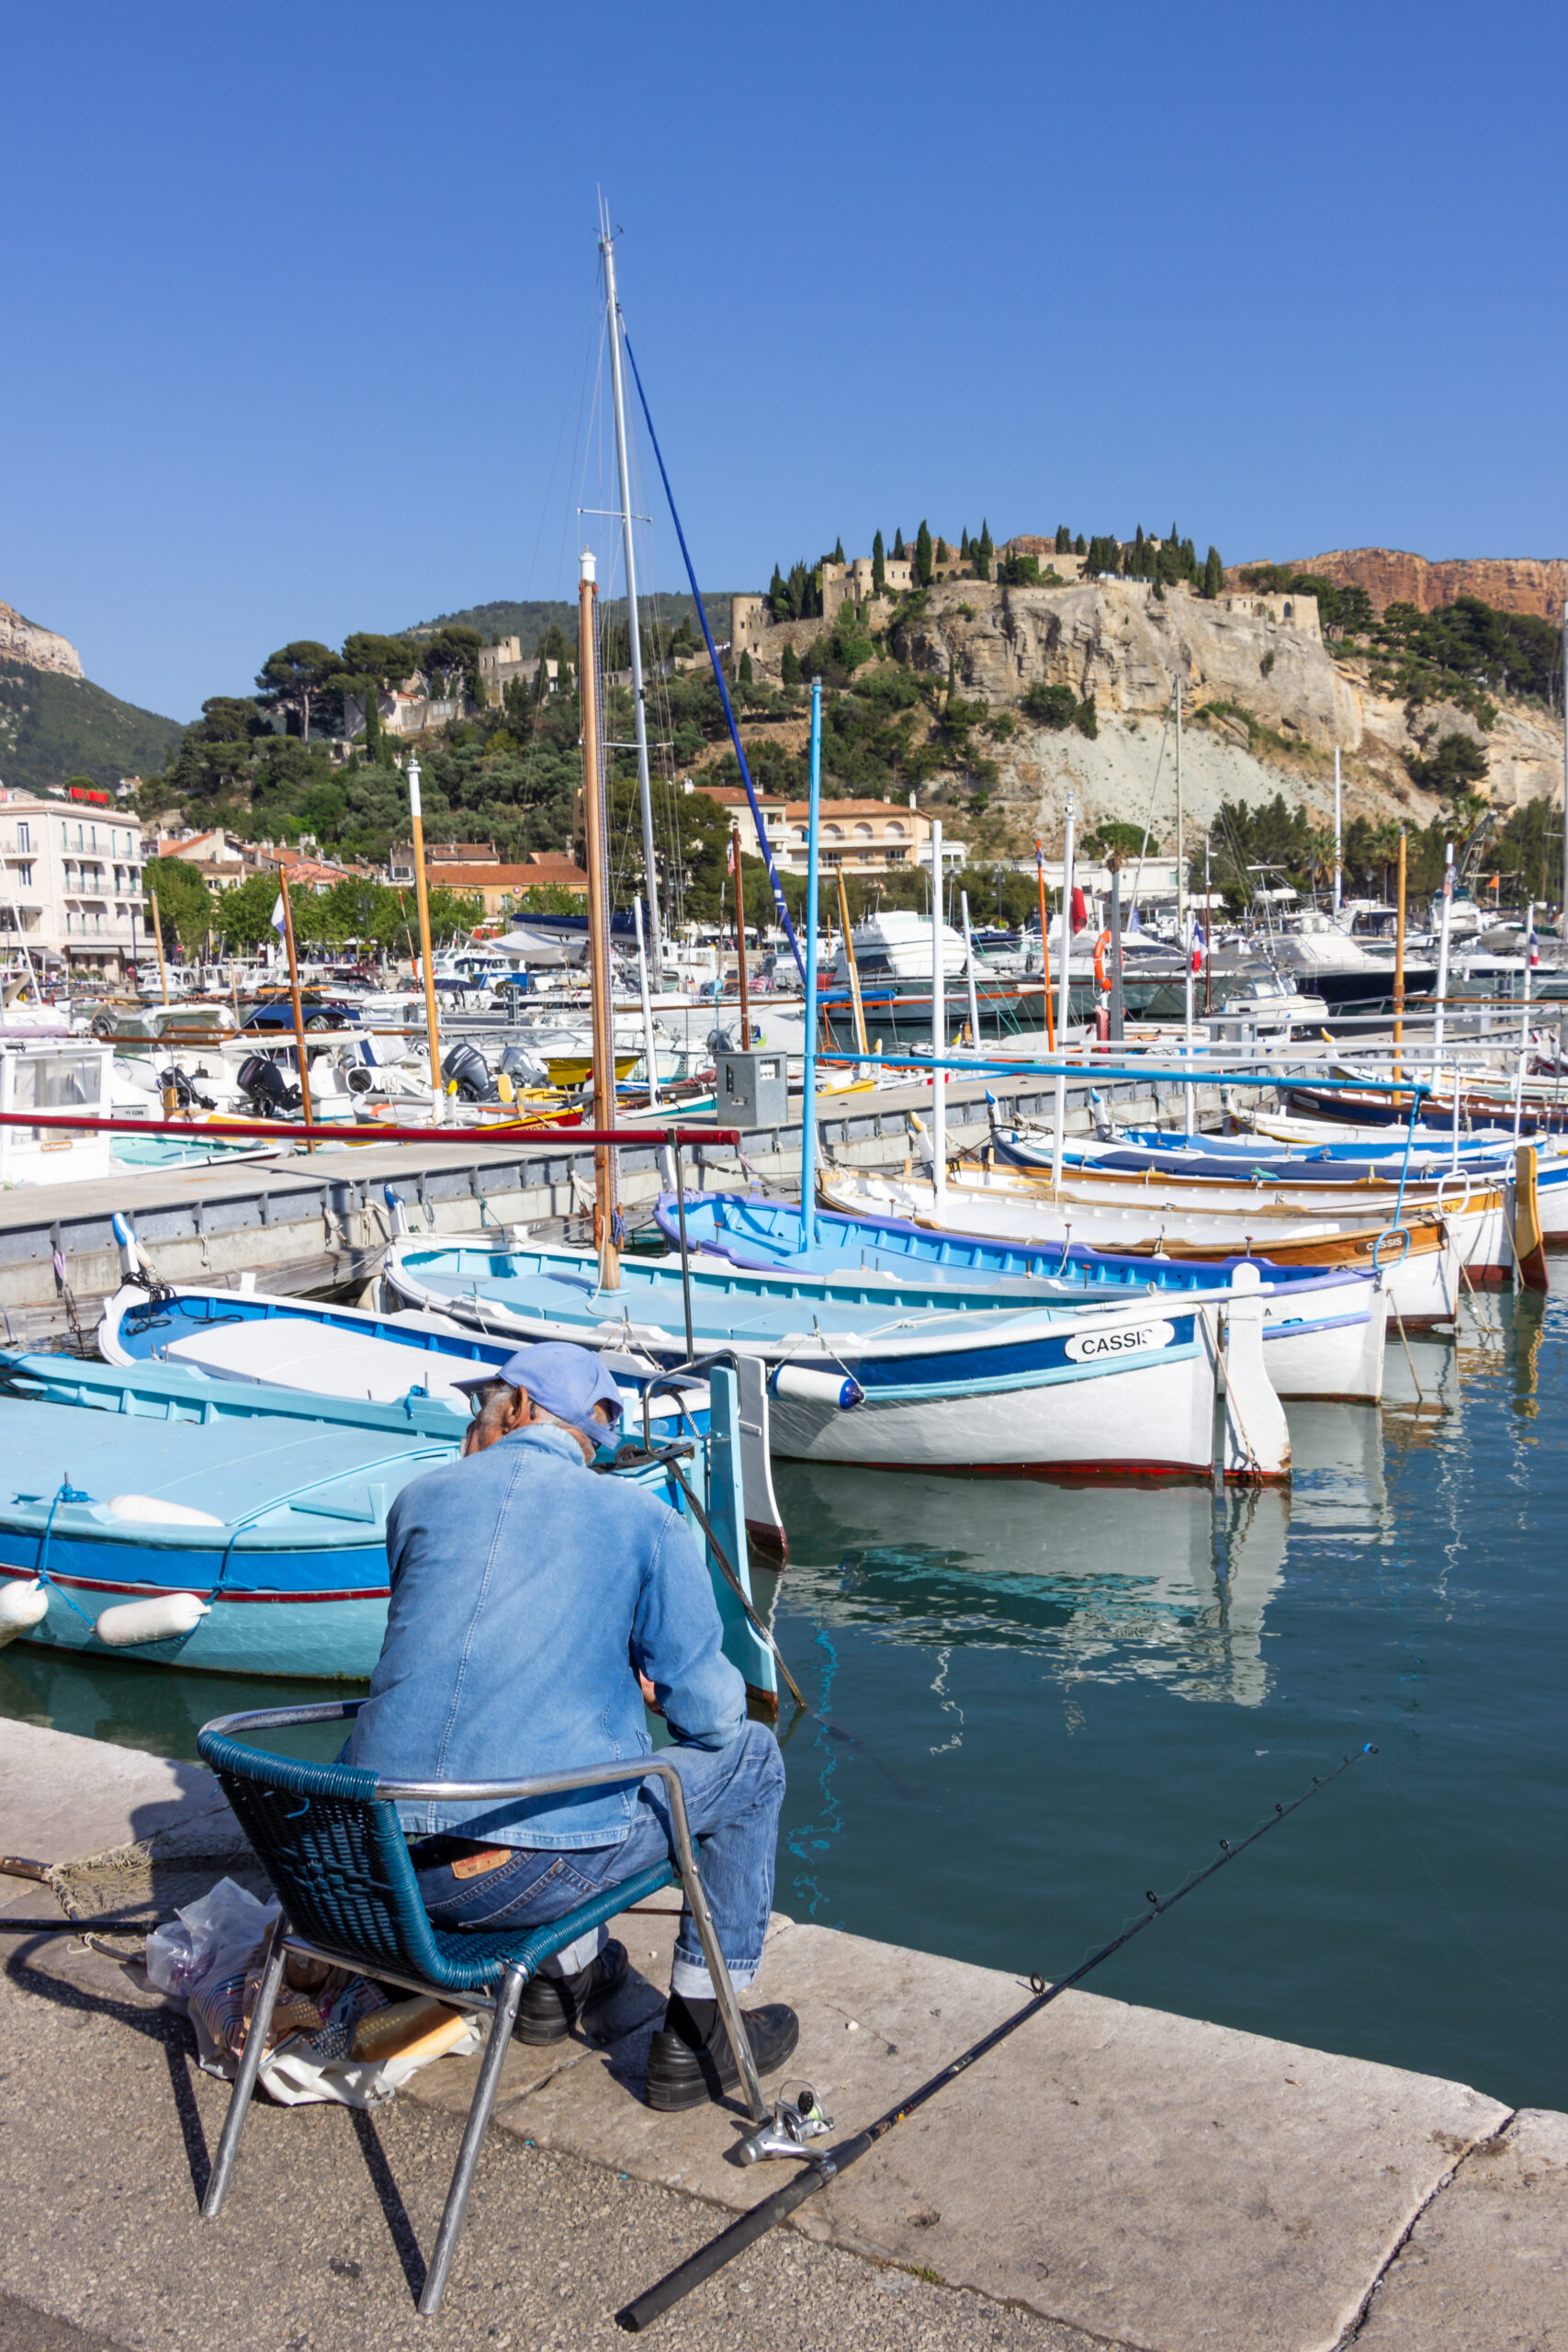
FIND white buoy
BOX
[0,1580,50,1646]
[110,1210,143,1282]
[772,1364,865,1411]
[94,1592,211,1647]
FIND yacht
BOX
[1270,908,1436,1006]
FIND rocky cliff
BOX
[1260,548,1567,621]
[0,602,84,679]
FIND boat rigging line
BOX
[616,1743,1379,2331]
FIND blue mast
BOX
[800,681,822,1248]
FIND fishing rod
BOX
[617,1742,1377,2332]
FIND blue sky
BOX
[5,0,1562,723]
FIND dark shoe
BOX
[515,1939,628,2046]
[644,2001,800,2110]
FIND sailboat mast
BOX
[579,547,620,1289]
[601,215,663,981]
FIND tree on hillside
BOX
[915,522,934,588]
[1407,731,1489,797]
[1075,533,1086,556]
[142,856,213,954]
[255,641,338,741]
[781,642,800,686]
[1055,525,1071,554]
[832,536,845,565]
[1202,546,1224,599]
[960,526,971,560]
[975,520,993,582]
[341,633,419,690]
[892,527,906,560]
[872,529,886,595]
[935,536,949,565]
[423,625,483,700]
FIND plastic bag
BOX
[144,1876,277,1999]
[189,1950,480,2109]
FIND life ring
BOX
[1093,930,1112,991]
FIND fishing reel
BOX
[736,2083,835,2167]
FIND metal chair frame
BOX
[196,1699,767,2317]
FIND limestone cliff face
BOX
[892,580,1361,751]
[0,602,84,678]
[1262,548,1567,621]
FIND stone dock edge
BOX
[2,1717,1562,2352]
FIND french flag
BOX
[1190,920,1206,973]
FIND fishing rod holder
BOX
[736,2083,836,2167]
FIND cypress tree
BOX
[975,518,993,582]
[1075,533,1086,556]
[739,650,754,683]
[364,683,383,758]
[782,641,800,686]
[769,563,787,620]
[935,536,948,565]
[1202,546,1224,599]
[893,527,906,560]
[915,520,933,587]
[833,536,845,565]
[960,526,971,560]
[872,528,886,595]
[1055,524,1070,554]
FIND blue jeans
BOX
[411,1722,784,2000]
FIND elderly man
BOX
[347,1340,796,2110]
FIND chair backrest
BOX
[197,1726,466,1987]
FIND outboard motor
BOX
[236,1054,301,1116]
[498,1043,549,1088]
[441,1041,500,1102]
[157,1065,215,1113]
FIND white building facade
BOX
[0,788,146,978]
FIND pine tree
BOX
[893,527,906,560]
[781,641,800,686]
[872,528,886,595]
[833,536,845,565]
[1201,547,1224,600]
[915,520,933,587]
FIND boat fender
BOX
[110,1211,144,1282]
[771,1364,865,1411]
[0,1581,50,1645]
[94,1592,211,1648]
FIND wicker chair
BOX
[196,1700,766,2316]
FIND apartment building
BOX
[0,787,146,978]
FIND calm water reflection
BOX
[3,1297,1561,2110]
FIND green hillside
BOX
[0,659,184,796]
[408,591,734,651]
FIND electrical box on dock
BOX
[716,1050,787,1131]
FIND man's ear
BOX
[501,1386,534,1433]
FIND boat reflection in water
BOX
[769,1406,1392,1721]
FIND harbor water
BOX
[2,1291,1562,2113]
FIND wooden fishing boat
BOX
[651,1189,1387,1404]
[816,1161,1506,1328]
[0,1351,774,1702]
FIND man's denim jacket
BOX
[346,1423,745,1848]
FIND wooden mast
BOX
[579,548,620,1288]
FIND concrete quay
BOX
[0,1067,1225,1345]
[3,1718,1562,2352]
